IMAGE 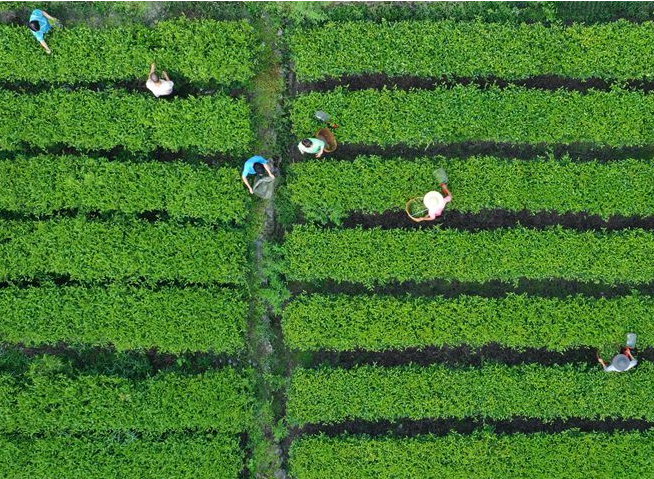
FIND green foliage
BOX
[0,218,247,284]
[290,86,654,147]
[0,90,253,154]
[283,225,654,286]
[283,293,654,352]
[0,154,249,224]
[0,285,246,353]
[290,20,654,82]
[285,156,654,223]
[276,1,329,25]
[0,18,257,84]
[287,362,654,426]
[0,368,252,434]
[0,434,243,479]
[322,2,584,24]
[290,431,654,479]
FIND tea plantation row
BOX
[291,86,654,147]
[0,218,246,284]
[291,20,654,81]
[0,368,252,434]
[286,156,654,223]
[290,432,654,479]
[0,90,252,154]
[0,18,257,84]
[283,226,654,286]
[283,293,654,352]
[0,285,246,353]
[0,435,242,479]
[287,363,654,425]
[0,155,248,223]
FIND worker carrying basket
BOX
[406,168,452,222]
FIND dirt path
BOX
[245,11,291,479]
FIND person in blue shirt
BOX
[28,9,60,54]
[241,156,275,194]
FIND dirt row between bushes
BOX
[296,73,654,94]
[293,416,654,438]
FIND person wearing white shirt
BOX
[597,347,638,372]
[146,62,174,98]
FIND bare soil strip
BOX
[332,209,654,232]
[296,73,654,94]
[290,142,654,163]
[287,278,654,299]
[302,344,654,369]
[0,79,246,99]
[0,343,240,378]
[293,416,654,438]
[0,145,240,167]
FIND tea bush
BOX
[0,285,246,353]
[285,156,654,223]
[290,431,654,479]
[288,363,654,425]
[0,218,247,284]
[291,86,654,147]
[0,154,249,224]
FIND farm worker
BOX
[241,155,275,194]
[597,347,637,372]
[410,183,452,222]
[146,62,174,98]
[298,138,325,158]
[28,9,60,54]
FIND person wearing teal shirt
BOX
[28,9,60,54]
[241,156,275,194]
[298,138,326,158]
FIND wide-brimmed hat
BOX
[423,191,445,210]
[610,354,631,371]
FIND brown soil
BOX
[330,141,654,163]
[287,277,654,300]
[337,209,654,232]
[294,416,654,438]
[296,73,654,94]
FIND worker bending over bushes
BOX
[298,138,326,158]
[146,62,174,98]
[410,182,452,222]
[28,8,61,54]
[597,347,638,372]
[241,155,275,195]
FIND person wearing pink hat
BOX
[410,183,452,222]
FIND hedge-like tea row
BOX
[0,368,252,434]
[0,18,257,84]
[286,156,654,223]
[290,431,654,479]
[0,218,246,284]
[283,226,654,286]
[287,363,654,425]
[0,435,242,479]
[0,155,248,223]
[0,90,252,154]
[0,285,246,353]
[291,86,654,147]
[282,293,654,352]
[290,20,654,81]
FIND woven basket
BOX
[315,128,337,153]
[405,196,428,219]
